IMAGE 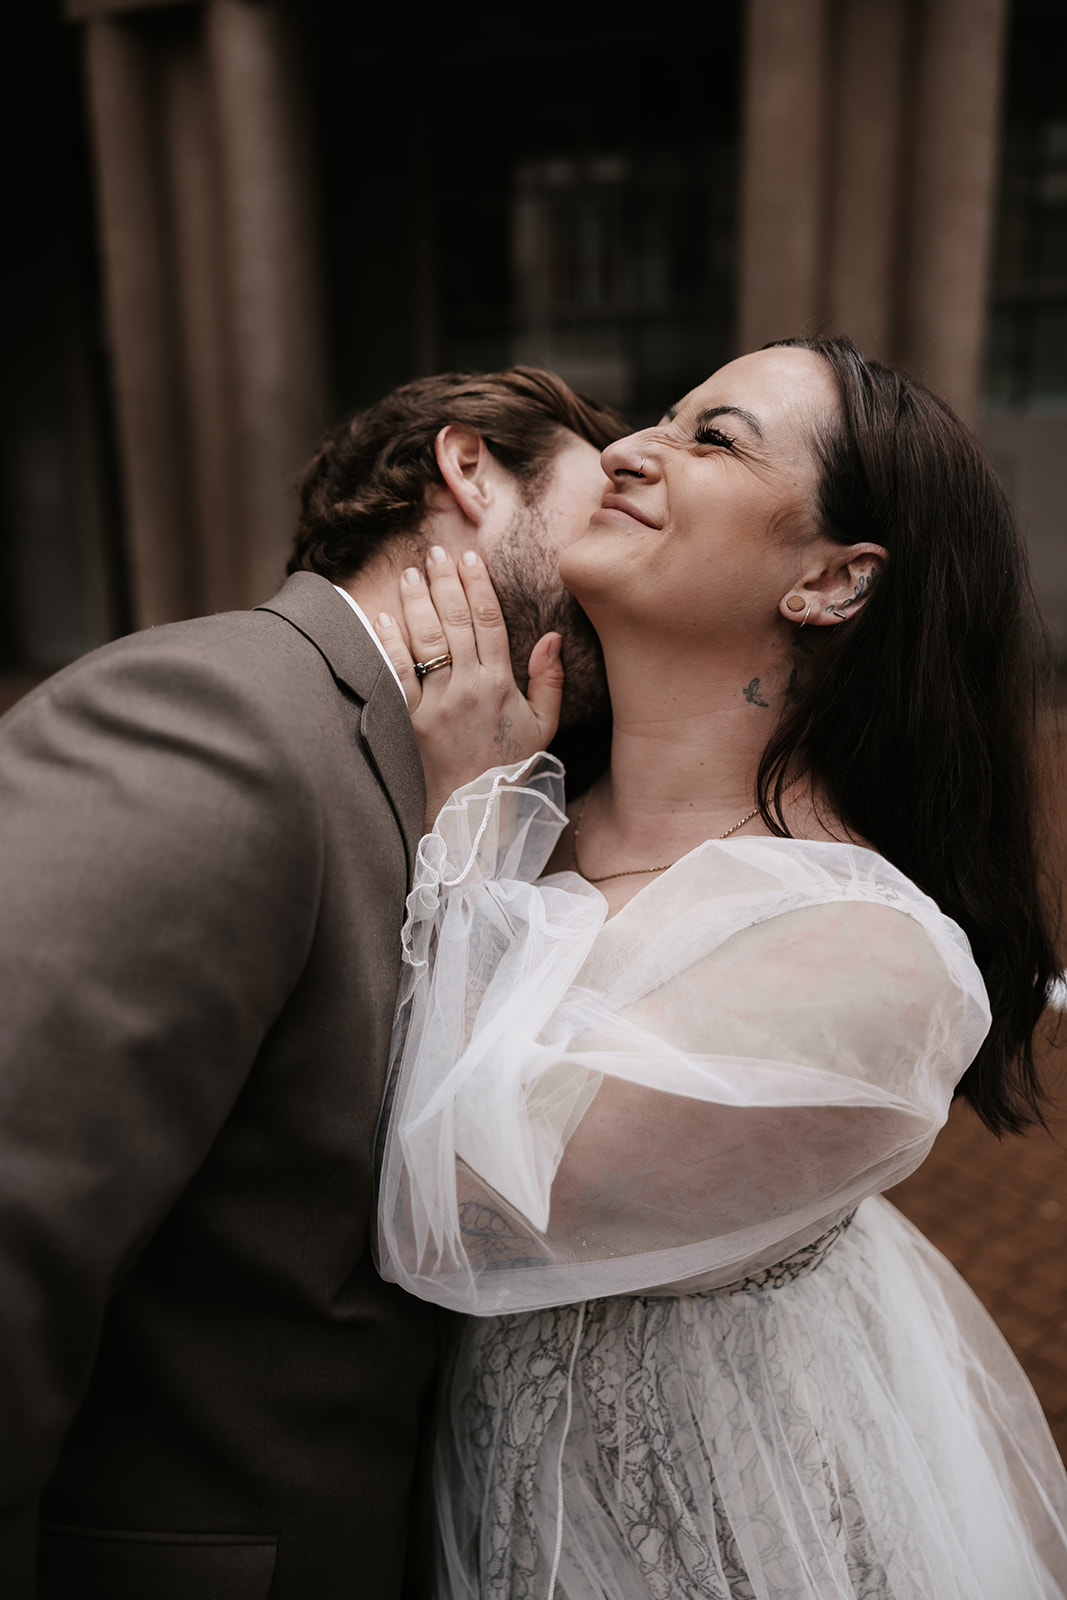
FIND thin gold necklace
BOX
[572,767,810,885]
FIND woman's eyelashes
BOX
[694,422,736,450]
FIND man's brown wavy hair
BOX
[288,366,628,581]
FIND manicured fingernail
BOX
[429,545,448,564]
[462,549,479,566]
[403,567,421,586]
[376,612,393,630]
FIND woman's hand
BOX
[375,546,564,827]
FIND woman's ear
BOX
[779,544,888,628]
[432,424,495,527]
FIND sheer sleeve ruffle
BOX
[376,755,992,1315]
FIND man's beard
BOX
[486,505,610,730]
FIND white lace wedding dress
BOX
[376,757,1067,1599]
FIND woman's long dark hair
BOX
[757,336,1059,1135]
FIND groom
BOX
[0,366,622,1599]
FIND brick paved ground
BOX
[888,709,1067,1466]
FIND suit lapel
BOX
[256,573,426,878]
[357,688,425,876]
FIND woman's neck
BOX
[563,624,821,887]
[611,629,793,805]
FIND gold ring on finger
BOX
[413,652,452,680]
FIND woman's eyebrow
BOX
[695,404,765,440]
[660,401,765,439]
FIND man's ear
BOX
[432,424,495,527]
[779,543,888,627]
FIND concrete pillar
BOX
[738,0,832,353]
[825,0,908,359]
[739,0,1008,420]
[207,0,327,609]
[78,0,327,623]
[161,29,236,616]
[896,0,1009,421]
[83,18,194,626]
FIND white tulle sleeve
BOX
[376,755,992,1314]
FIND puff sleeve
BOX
[376,756,991,1314]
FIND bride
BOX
[374,337,1067,1598]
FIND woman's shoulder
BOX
[710,835,976,961]
[641,830,932,918]
[716,832,924,899]
[597,833,987,1006]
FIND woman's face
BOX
[559,346,839,643]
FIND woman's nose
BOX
[600,433,656,481]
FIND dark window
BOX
[986,0,1067,411]
[312,18,741,427]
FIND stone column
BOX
[207,0,327,609]
[897,0,1010,421]
[76,0,327,623]
[825,0,908,360]
[738,0,1008,421]
[162,28,236,616]
[738,0,832,353]
[83,17,195,626]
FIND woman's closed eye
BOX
[694,422,736,450]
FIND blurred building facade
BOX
[1,0,1065,704]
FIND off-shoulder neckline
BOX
[579,832,914,927]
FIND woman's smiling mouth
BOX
[591,495,659,530]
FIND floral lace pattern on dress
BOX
[443,1214,897,1600]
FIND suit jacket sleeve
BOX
[0,629,325,1519]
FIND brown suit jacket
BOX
[0,574,440,1598]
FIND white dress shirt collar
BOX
[332,585,407,703]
